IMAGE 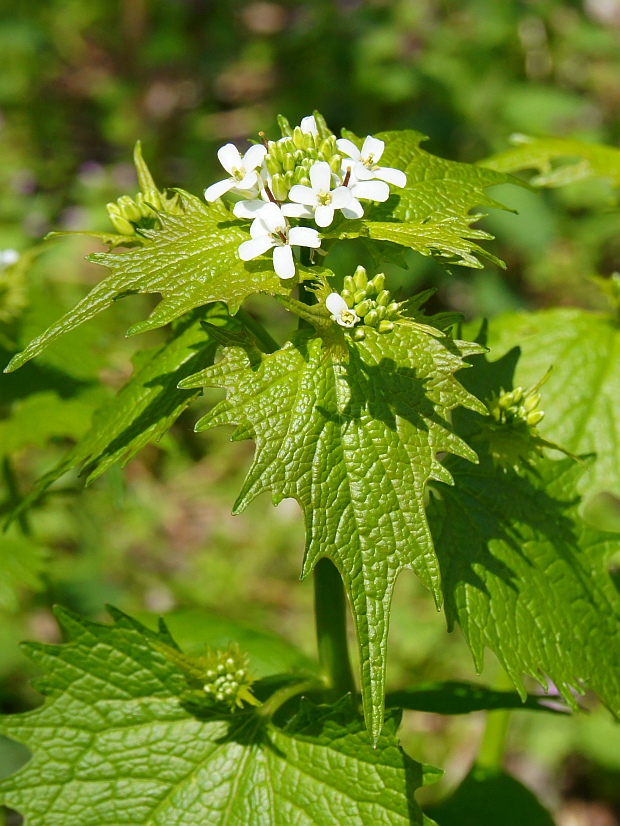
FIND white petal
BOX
[361,136,384,162]
[340,198,364,219]
[330,186,352,209]
[218,143,242,174]
[233,200,269,219]
[243,143,267,170]
[239,236,275,261]
[259,202,287,233]
[350,180,390,202]
[376,166,407,187]
[237,169,258,190]
[288,184,318,206]
[314,204,335,227]
[326,292,348,316]
[281,203,313,218]
[309,161,331,193]
[273,244,295,279]
[204,178,235,201]
[289,226,321,248]
[300,115,318,135]
[336,138,361,161]
[352,161,374,181]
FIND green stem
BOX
[313,558,356,701]
[257,677,322,720]
[476,669,514,771]
[236,308,279,353]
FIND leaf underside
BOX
[0,608,434,826]
[180,322,486,741]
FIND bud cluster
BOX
[488,385,545,430]
[263,115,342,201]
[107,189,183,237]
[342,266,400,338]
[198,643,258,710]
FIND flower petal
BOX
[376,166,407,188]
[340,198,364,219]
[300,115,318,135]
[273,244,296,279]
[289,226,321,248]
[350,180,390,202]
[243,143,267,170]
[314,204,335,227]
[352,161,374,181]
[330,186,353,209]
[361,136,384,162]
[218,143,242,174]
[309,161,331,193]
[281,203,313,218]
[238,236,275,261]
[204,178,235,202]
[233,200,269,220]
[288,184,318,206]
[336,138,361,161]
[326,292,348,316]
[259,202,287,234]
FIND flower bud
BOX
[376,305,386,321]
[341,289,354,307]
[353,289,367,304]
[329,156,342,174]
[313,111,332,141]
[343,275,356,293]
[364,309,379,327]
[293,149,305,163]
[117,195,143,222]
[523,393,541,413]
[355,299,372,317]
[284,170,296,189]
[320,137,336,157]
[299,175,311,188]
[271,174,289,202]
[353,266,368,290]
[265,156,281,177]
[526,410,545,427]
[376,289,391,307]
[352,327,366,341]
[108,211,135,236]
[303,132,315,150]
[282,153,295,172]
[277,114,293,137]
[370,273,385,293]
[386,302,400,317]
[378,320,394,334]
[293,126,304,148]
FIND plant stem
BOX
[476,669,514,771]
[236,308,279,353]
[257,677,322,720]
[313,558,356,701]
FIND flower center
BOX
[340,309,357,327]
[231,166,244,181]
[317,190,332,206]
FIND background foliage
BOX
[1,1,620,824]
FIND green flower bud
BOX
[353,289,367,304]
[378,320,394,334]
[282,153,295,172]
[376,289,391,307]
[299,175,310,188]
[355,299,372,317]
[294,149,305,163]
[277,114,293,137]
[313,111,332,141]
[526,410,545,427]
[117,195,143,222]
[144,189,162,211]
[329,156,342,174]
[352,327,366,341]
[353,266,368,290]
[370,273,385,293]
[341,289,354,307]
[293,126,304,148]
[307,148,319,160]
[303,132,315,150]
[108,211,135,236]
[320,137,336,157]
[386,302,400,317]
[523,393,541,413]
[364,309,379,327]
[284,170,296,190]
[343,276,356,293]
[271,174,289,202]
[265,156,282,177]
[376,305,386,321]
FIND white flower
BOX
[326,292,359,328]
[340,172,390,220]
[204,143,267,202]
[300,115,318,135]
[288,162,352,227]
[336,136,407,188]
[0,249,19,268]
[238,203,321,280]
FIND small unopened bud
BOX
[341,289,354,307]
[353,288,367,304]
[526,410,545,426]
[375,305,386,321]
[524,393,541,413]
[108,212,135,235]
[265,156,281,177]
[364,309,379,327]
[303,132,315,150]
[277,114,293,137]
[378,320,394,334]
[376,289,391,307]
[329,156,342,174]
[355,299,372,317]
[352,327,366,341]
[293,126,304,148]
[370,273,385,293]
[386,302,400,317]
[271,174,288,202]
[282,153,295,172]
[117,195,143,222]
[144,189,162,211]
[354,266,368,290]
[343,276,356,293]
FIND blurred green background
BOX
[1,1,620,823]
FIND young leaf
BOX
[428,454,620,716]
[5,195,293,373]
[480,134,620,188]
[10,305,233,517]
[180,322,486,741]
[0,607,436,826]
[483,308,620,498]
[385,681,568,715]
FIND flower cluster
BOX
[326,266,401,339]
[205,114,407,281]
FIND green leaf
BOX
[180,321,486,741]
[0,607,436,826]
[428,452,620,715]
[426,767,555,826]
[5,195,292,373]
[482,308,620,498]
[11,305,232,517]
[0,529,48,612]
[331,130,518,268]
[481,133,620,188]
[386,681,569,715]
